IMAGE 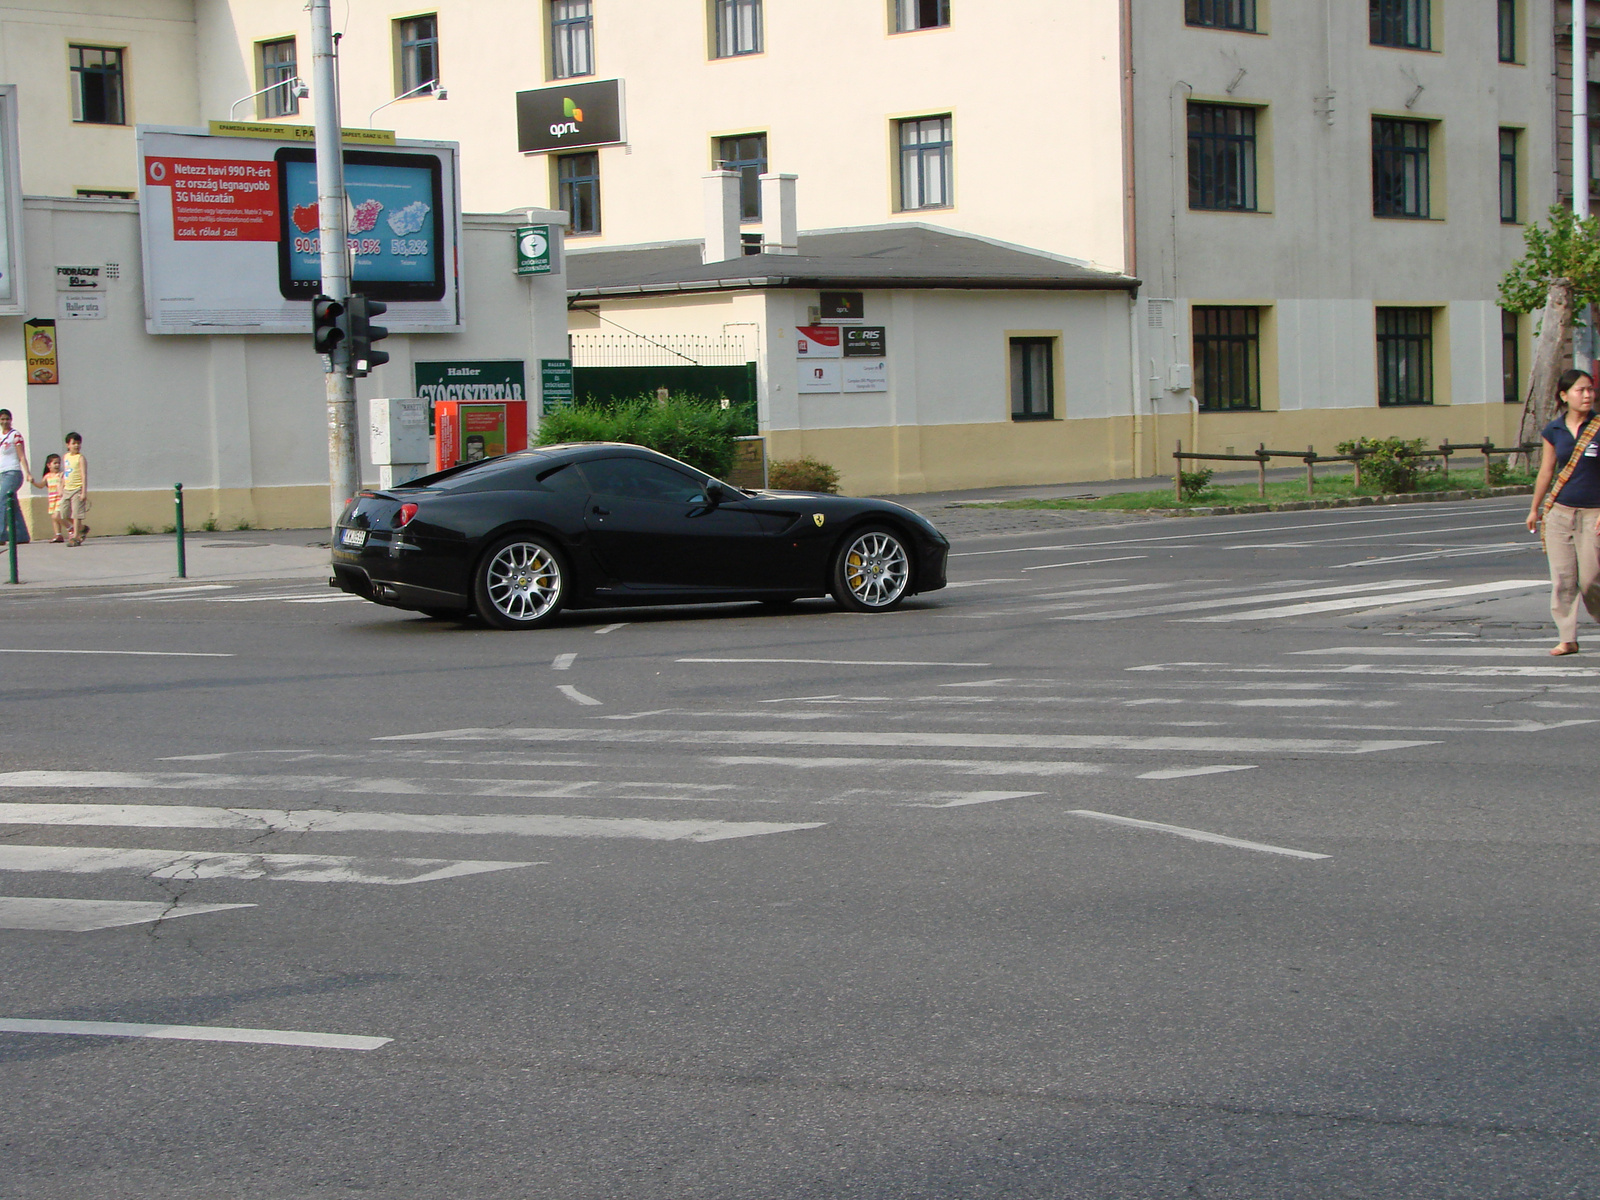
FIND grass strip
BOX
[972,468,1537,512]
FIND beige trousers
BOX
[1545,503,1600,643]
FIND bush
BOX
[1487,460,1513,486]
[767,457,841,493]
[1338,435,1430,494]
[537,395,745,477]
[1177,467,1214,501]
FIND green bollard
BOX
[174,483,186,579]
[6,494,17,584]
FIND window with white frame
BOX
[898,115,952,210]
[714,0,762,57]
[551,0,594,78]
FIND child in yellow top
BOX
[60,432,88,546]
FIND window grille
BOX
[551,1,594,78]
[1376,308,1434,406]
[898,116,952,210]
[1192,307,1262,411]
[1372,118,1430,218]
[1188,103,1257,211]
[1010,338,1055,420]
[70,46,124,125]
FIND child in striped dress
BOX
[39,454,64,543]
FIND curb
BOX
[958,485,1534,518]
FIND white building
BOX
[0,0,1565,508]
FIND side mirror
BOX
[703,481,727,508]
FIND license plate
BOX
[340,527,367,548]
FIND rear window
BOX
[411,452,552,493]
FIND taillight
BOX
[396,503,419,528]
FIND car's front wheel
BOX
[473,535,568,630]
[830,526,911,612]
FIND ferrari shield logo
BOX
[812,513,825,527]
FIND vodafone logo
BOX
[146,159,167,184]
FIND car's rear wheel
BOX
[474,535,568,630]
[830,526,911,612]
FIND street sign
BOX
[540,357,574,413]
[515,225,554,275]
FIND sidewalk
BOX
[0,528,331,592]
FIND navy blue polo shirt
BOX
[1544,415,1600,509]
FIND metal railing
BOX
[1172,438,1541,500]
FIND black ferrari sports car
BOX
[330,442,949,629]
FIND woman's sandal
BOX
[1551,642,1581,656]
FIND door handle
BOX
[591,505,610,516]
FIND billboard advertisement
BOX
[137,125,462,334]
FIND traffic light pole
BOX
[311,0,358,531]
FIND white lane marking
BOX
[0,1018,391,1051]
[942,577,1023,589]
[0,770,742,802]
[0,897,255,932]
[907,791,1043,808]
[0,649,234,658]
[1224,521,1523,550]
[0,846,535,884]
[1295,645,1561,658]
[1032,582,1172,599]
[1022,556,1148,570]
[950,507,1525,557]
[98,585,235,599]
[1137,765,1259,780]
[678,657,992,668]
[1186,579,1547,621]
[0,803,823,843]
[1223,698,1396,708]
[376,726,1433,755]
[552,653,577,670]
[592,623,628,634]
[557,684,602,706]
[283,595,364,604]
[1329,543,1533,569]
[1070,810,1329,859]
[709,755,1108,776]
[1053,579,1435,622]
[1129,662,1600,680]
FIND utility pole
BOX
[1576,0,1592,372]
[310,0,358,528]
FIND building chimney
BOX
[702,170,741,263]
[759,173,797,255]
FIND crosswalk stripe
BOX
[0,1018,390,1051]
[1052,579,1434,621]
[1294,645,1558,658]
[1185,580,1548,622]
[0,846,533,884]
[0,897,255,932]
[1070,810,1329,859]
[0,803,824,842]
[375,726,1433,755]
[0,770,735,801]
[708,755,1109,776]
[1129,662,1600,679]
[1137,765,1258,780]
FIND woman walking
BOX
[1527,368,1600,655]
[0,408,31,544]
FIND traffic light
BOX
[311,294,345,358]
[345,293,389,378]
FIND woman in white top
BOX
[0,408,32,544]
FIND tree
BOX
[1499,206,1600,454]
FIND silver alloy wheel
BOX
[485,540,562,623]
[841,530,909,608]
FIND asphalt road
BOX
[1,495,1595,1199]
